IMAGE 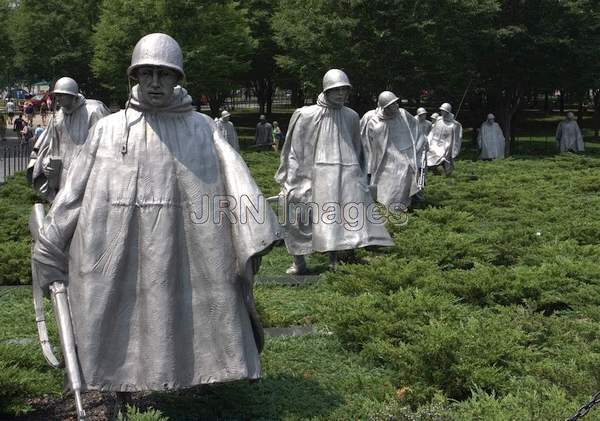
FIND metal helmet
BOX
[221,110,231,118]
[377,91,399,109]
[487,113,495,120]
[416,107,427,116]
[322,69,352,92]
[431,113,440,120]
[52,77,79,96]
[127,33,185,79]
[439,103,452,113]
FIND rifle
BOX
[29,203,87,420]
[417,149,428,190]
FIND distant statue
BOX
[477,113,505,160]
[276,69,393,275]
[216,110,240,152]
[27,77,110,201]
[426,103,462,176]
[556,112,584,152]
[255,114,273,148]
[360,91,419,212]
[32,33,280,418]
[415,107,432,170]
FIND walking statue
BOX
[426,103,462,176]
[415,107,431,193]
[27,77,110,202]
[360,91,419,212]
[556,112,584,152]
[31,33,280,419]
[216,110,240,152]
[275,69,393,275]
[477,113,505,160]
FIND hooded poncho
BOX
[426,116,463,167]
[478,120,505,160]
[32,85,280,392]
[28,94,110,201]
[556,119,584,152]
[275,94,393,255]
[416,118,432,169]
[360,107,419,211]
[216,118,240,152]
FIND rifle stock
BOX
[29,203,86,420]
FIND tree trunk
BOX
[544,92,549,113]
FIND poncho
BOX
[255,121,273,146]
[275,94,393,255]
[32,85,280,392]
[361,108,419,210]
[556,119,584,152]
[478,121,505,160]
[28,95,110,201]
[416,119,432,169]
[426,116,463,167]
[216,118,240,152]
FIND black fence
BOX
[1,142,32,182]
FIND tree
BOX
[0,0,15,89]
[241,0,279,115]
[92,0,254,112]
[8,0,99,91]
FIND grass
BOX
[2,111,600,419]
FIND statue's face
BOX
[326,87,350,106]
[418,113,427,122]
[136,66,179,107]
[441,110,450,119]
[383,102,399,117]
[222,115,230,122]
[55,94,77,113]
[567,112,575,120]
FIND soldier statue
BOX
[27,77,110,201]
[32,33,279,417]
[276,69,393,275]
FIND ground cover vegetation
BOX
[1,112,600,418]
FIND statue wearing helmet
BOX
[276,69,393,275]
[556,112,584,153]
[32,33,280,416]
[426,102,463,176]
[216,109,240,152]
[415,108,432,165]
[27,76,110,201]
[477,113,506,160]
[359,91,420,211]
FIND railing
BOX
[1,142,32,182]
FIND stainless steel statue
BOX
[255,114,273,147]
[360,91,419,212]
[477,113,505,160]
[275,69,393,275]
[426,103,462,175]
[216,110,240,152]
[27,77,110,202]
[31,33,279,416]
[556,112,584,152]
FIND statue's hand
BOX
[42,158,55,178]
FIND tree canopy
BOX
[1,0,600,130]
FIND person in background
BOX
[40,100,48,125]
[13,113,25,141]
[33,124,44,143]
[24,100,34,124]
[6,98,15,124]
[272,121,284,152]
